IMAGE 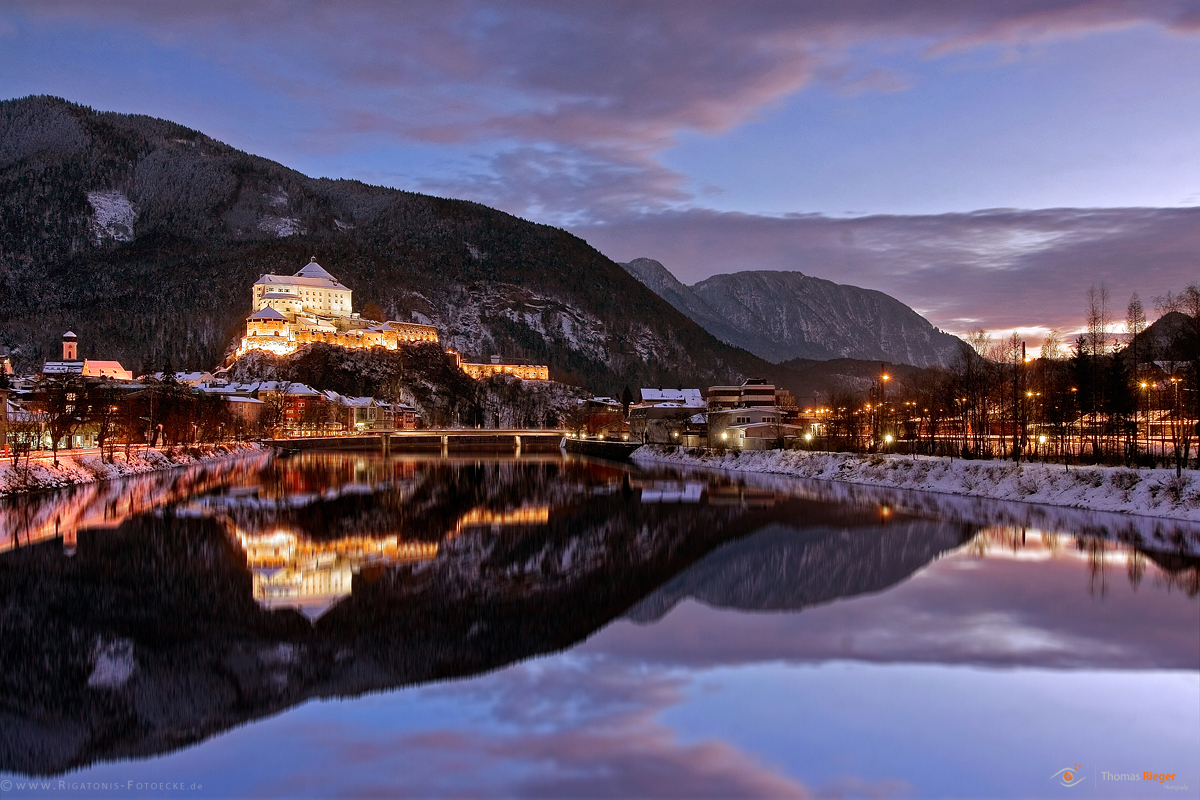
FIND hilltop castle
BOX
[235,258,549,380]
[235,258,439,360]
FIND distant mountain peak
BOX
[620,259,966,368]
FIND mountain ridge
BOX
[0,95,793,395]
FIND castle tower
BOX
[62,331,78,361]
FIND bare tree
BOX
[1086,284,1112,357]
[1126,293,1147,347]
[1126,293,1148,457]
[258,382,291,436]
[965,328,993,357]
[1040,329,1066,361]
[1155,290,1182,317]
[43,376,85,466]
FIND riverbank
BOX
[633,446,1200,523]
[0,442,267,496]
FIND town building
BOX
[569,397,628,439]
[708,406,805,450]
[706,379,787,410]
[42,332,133,381]
[641,388,705,407]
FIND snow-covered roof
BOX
[255,273,350,291]
[248,307,288,321]
[62,331,77,339]
[43,361,83,374]
[260,292,301,301]
[226,396,265,405]
[641,388,704,407]
[340,396,375,407]
[295,258,337,281]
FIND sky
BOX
[2,1,1200,345]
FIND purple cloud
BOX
[9,1,1200,220]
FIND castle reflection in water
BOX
[223,505,551,619]
[1,451,558,619]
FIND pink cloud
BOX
[249,662,826,798]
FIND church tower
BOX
[62,331,78,361]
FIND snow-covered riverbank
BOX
[0,442,266,495]
[633,446,1200,523]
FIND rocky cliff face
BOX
[621,259,967,368]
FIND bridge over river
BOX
[267,429,566,456]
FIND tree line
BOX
[815,284,1200,473]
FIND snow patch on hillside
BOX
[87,190,136,242]
[335,219,353,231]
[258,216,304,237]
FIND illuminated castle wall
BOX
[236,258,439,359]
[235,258,549,381]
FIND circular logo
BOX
[1,779,12,791]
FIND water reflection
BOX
[0,452,1195,783]
[0,452,271,554]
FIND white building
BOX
[252,258,353,318]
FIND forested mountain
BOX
[0,96,793,393]
[621,257,968,368]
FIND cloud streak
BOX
[575,206,1200,338]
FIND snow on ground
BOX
[87,190,136,242]
[0,442,264,496]
[257,215,304,237]
[634,446,1200,525]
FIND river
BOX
[0,451,1196,798]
